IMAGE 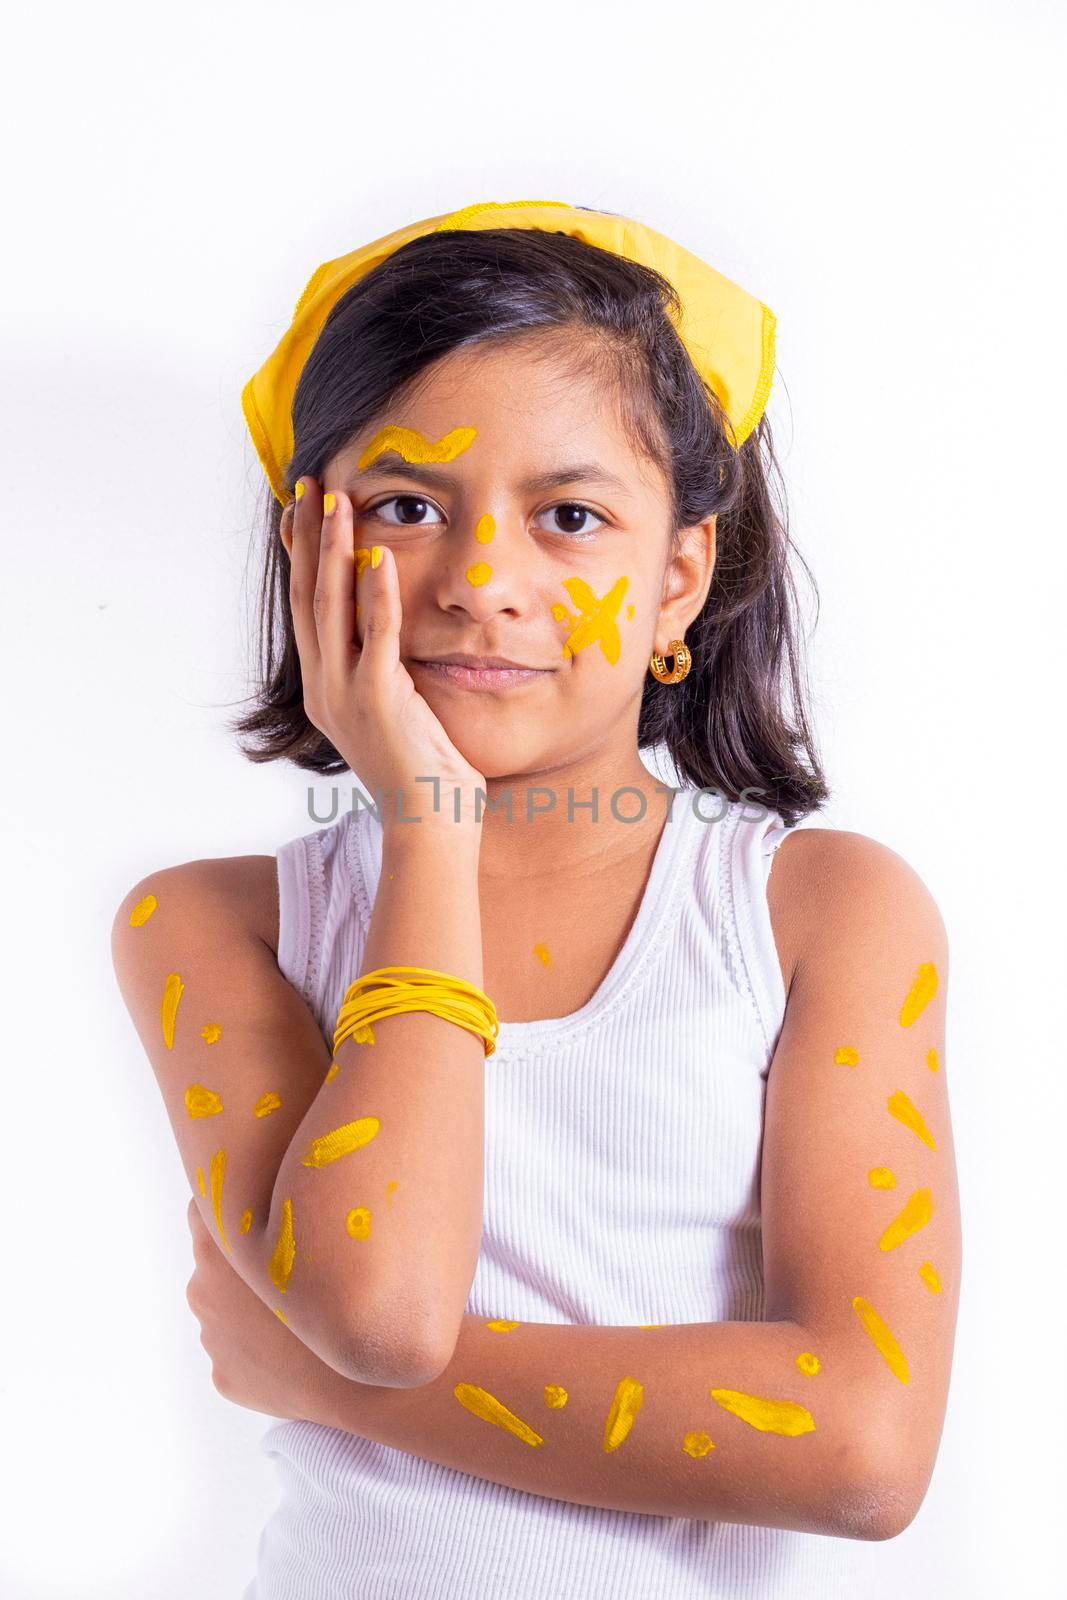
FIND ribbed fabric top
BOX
[246,786,864,1599]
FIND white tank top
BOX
[246,785,864,1598]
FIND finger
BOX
[353,542,401,690]
[316,489,357,699]
[288,477,325,690]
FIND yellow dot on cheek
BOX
[466,561,493,587]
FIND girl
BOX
[112,199,960,1598]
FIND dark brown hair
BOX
[231,226,829,826]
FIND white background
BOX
[4,1,1063,1594]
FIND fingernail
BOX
[294,479,306,500]
[323,492,337,516]
[371,545,382,569]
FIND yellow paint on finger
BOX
[879,1186,934,1251]
[919,1261,943,1293]
[254,1091,282,1118]
[195,1165,206,1196]
[887,1089,936,1149]
[560,575,629,665]
[345,1206,372,1240]
[239,1208,253,1234]
[325,1061,340,1083]
[869,1167,897,1188]
[272,1307,288,1324]
[603,1376,644,1452]
[269,1198,295,1293]
[682,1430,716,1457]
[533,942,551,967]
[210,1148,230,1253]
[161,972,185,1048]
[545,1384,568,1408]
[358,425,478,471]
[184,1083,223,1119]
[927,1047,940,1072]
[466,561,492,587]
[453,1382,544,1446]
[475,513,495,544]
[129,894,157,927]
[834,1045,859,1067]
[300,1117,381,1168]
[486,1320,521,1333]
[710,1387,816,1435]
[851,1295,909,1383]
[200,1023,223,1044]
[795,1351,821,1376]
[900,962,938,1027]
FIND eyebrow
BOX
[349,455,634,498]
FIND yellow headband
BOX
[241,197,777,507]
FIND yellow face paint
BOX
[475,513,495,544]
[544,1384,568,1408]
[160,972,185,1049]
[200,1023,223,1045]
[300,1117,381,1168]
[129,894,157,927]
[210,1148,230,1252]
[868,1167,896,1188]
[466,561,492,587]
[900,961,938,1026]
[354,546,373,577]
[682,1430,716,1457]
[358,425,477,470]
[918,1261,942,1293]
[195,1165,205,1196]
[851,1295,909,1383]
[272,1307,288,1324]
[603,1376,644,1452]
[927,1047,940,1072]
[184,1083,223,1119]
[551,602,573,623]
[879,1186,934,1251]
[254,1091,282,1117]
[795,1351,821,1376]
[269,1197,295,1293]
[559,575,629,664]
[453,1382,544,1446]
[325,1061,340,1083]
[239,1208,253,1234]
[486,1319,520,1333]
[626,604,635,619]
[834,1045,859,1067]
[345,1206,372,1240]
[709,1388,816,1436]
[887,1089,937,1149]
[533,942,551,967]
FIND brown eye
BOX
[369,495,443,526]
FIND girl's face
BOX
[321,336,717,784]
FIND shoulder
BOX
[767,826,948,997]
[111,852,281,957]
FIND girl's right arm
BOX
[112,823,485,1391]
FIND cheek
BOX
[552,572,640,669]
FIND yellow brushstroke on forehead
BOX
[200,1023,223,1045]
[129,894,157,927]
[300,1117,381,1168]
[900,962,938,1026]
[879,1186,934,1251]
[475,513,495,544]
[269,1198,296,1293]
[453,1382,544,1446]
[851,1295,909,1383]
[710,1388,816,1435]
[887,1089,937,1149]
[358,425,477,470]
[603,1376,644,1451]
[184,1083,223,1119]
[466,561,493,587]
[683,1430,716,1457]
[254,1091,282,1117]
[918,1261,942,1293]
[160,972,185,1049]
[210,1149,231,1252]
[559,575,629,665]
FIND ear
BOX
[279,499,295,558]
[656,514,716,646]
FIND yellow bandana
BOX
[241,198,777,507]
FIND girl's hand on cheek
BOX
[281,478,486,831]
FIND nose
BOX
[435,513,536,621]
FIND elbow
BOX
[824,1438,927,1543]
[329,1325,455,1389]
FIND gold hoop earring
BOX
[648,640,692,684]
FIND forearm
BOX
[259,820,486,1383]
[310,1311,902,1538]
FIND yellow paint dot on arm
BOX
[486,1319,521,1333]
[868,1166,896,1188]
[184,1083,223,1119]
[851,1295,909,1383]
[887,1089,937,1149]
[834,1045,859,1067]
[474,513,495,544]
[195,1166,206,1196]
[927,1047,940,1071]
[453,1382,544,1446]
[795,1351,821,1376]
[466,561,493,587]
[209,1148,230,1252]
[900,961,938,1026]
[269,1197,296,1293]
[345,1206,372,1240]
[682,1430,716,1457]
[384,1179,399,1205]
[254,1090,283,1117]
[200,1023,222,1045]
[272,1307,288,1324]
[626,604,634,619]
[129,894,157,927]
[879,1186,934,1251]
[160,972,185,1049]
[533,942,551,967]
[324,1061,340,1084]
[239,1208,253,1234]
[300,1117,381,1168]
[710,1387,816,1435]
[918,1260,942,1293]
[603,1376,644,1451]
[544,1384,568,1408]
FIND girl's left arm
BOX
[255,831,959,1540]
